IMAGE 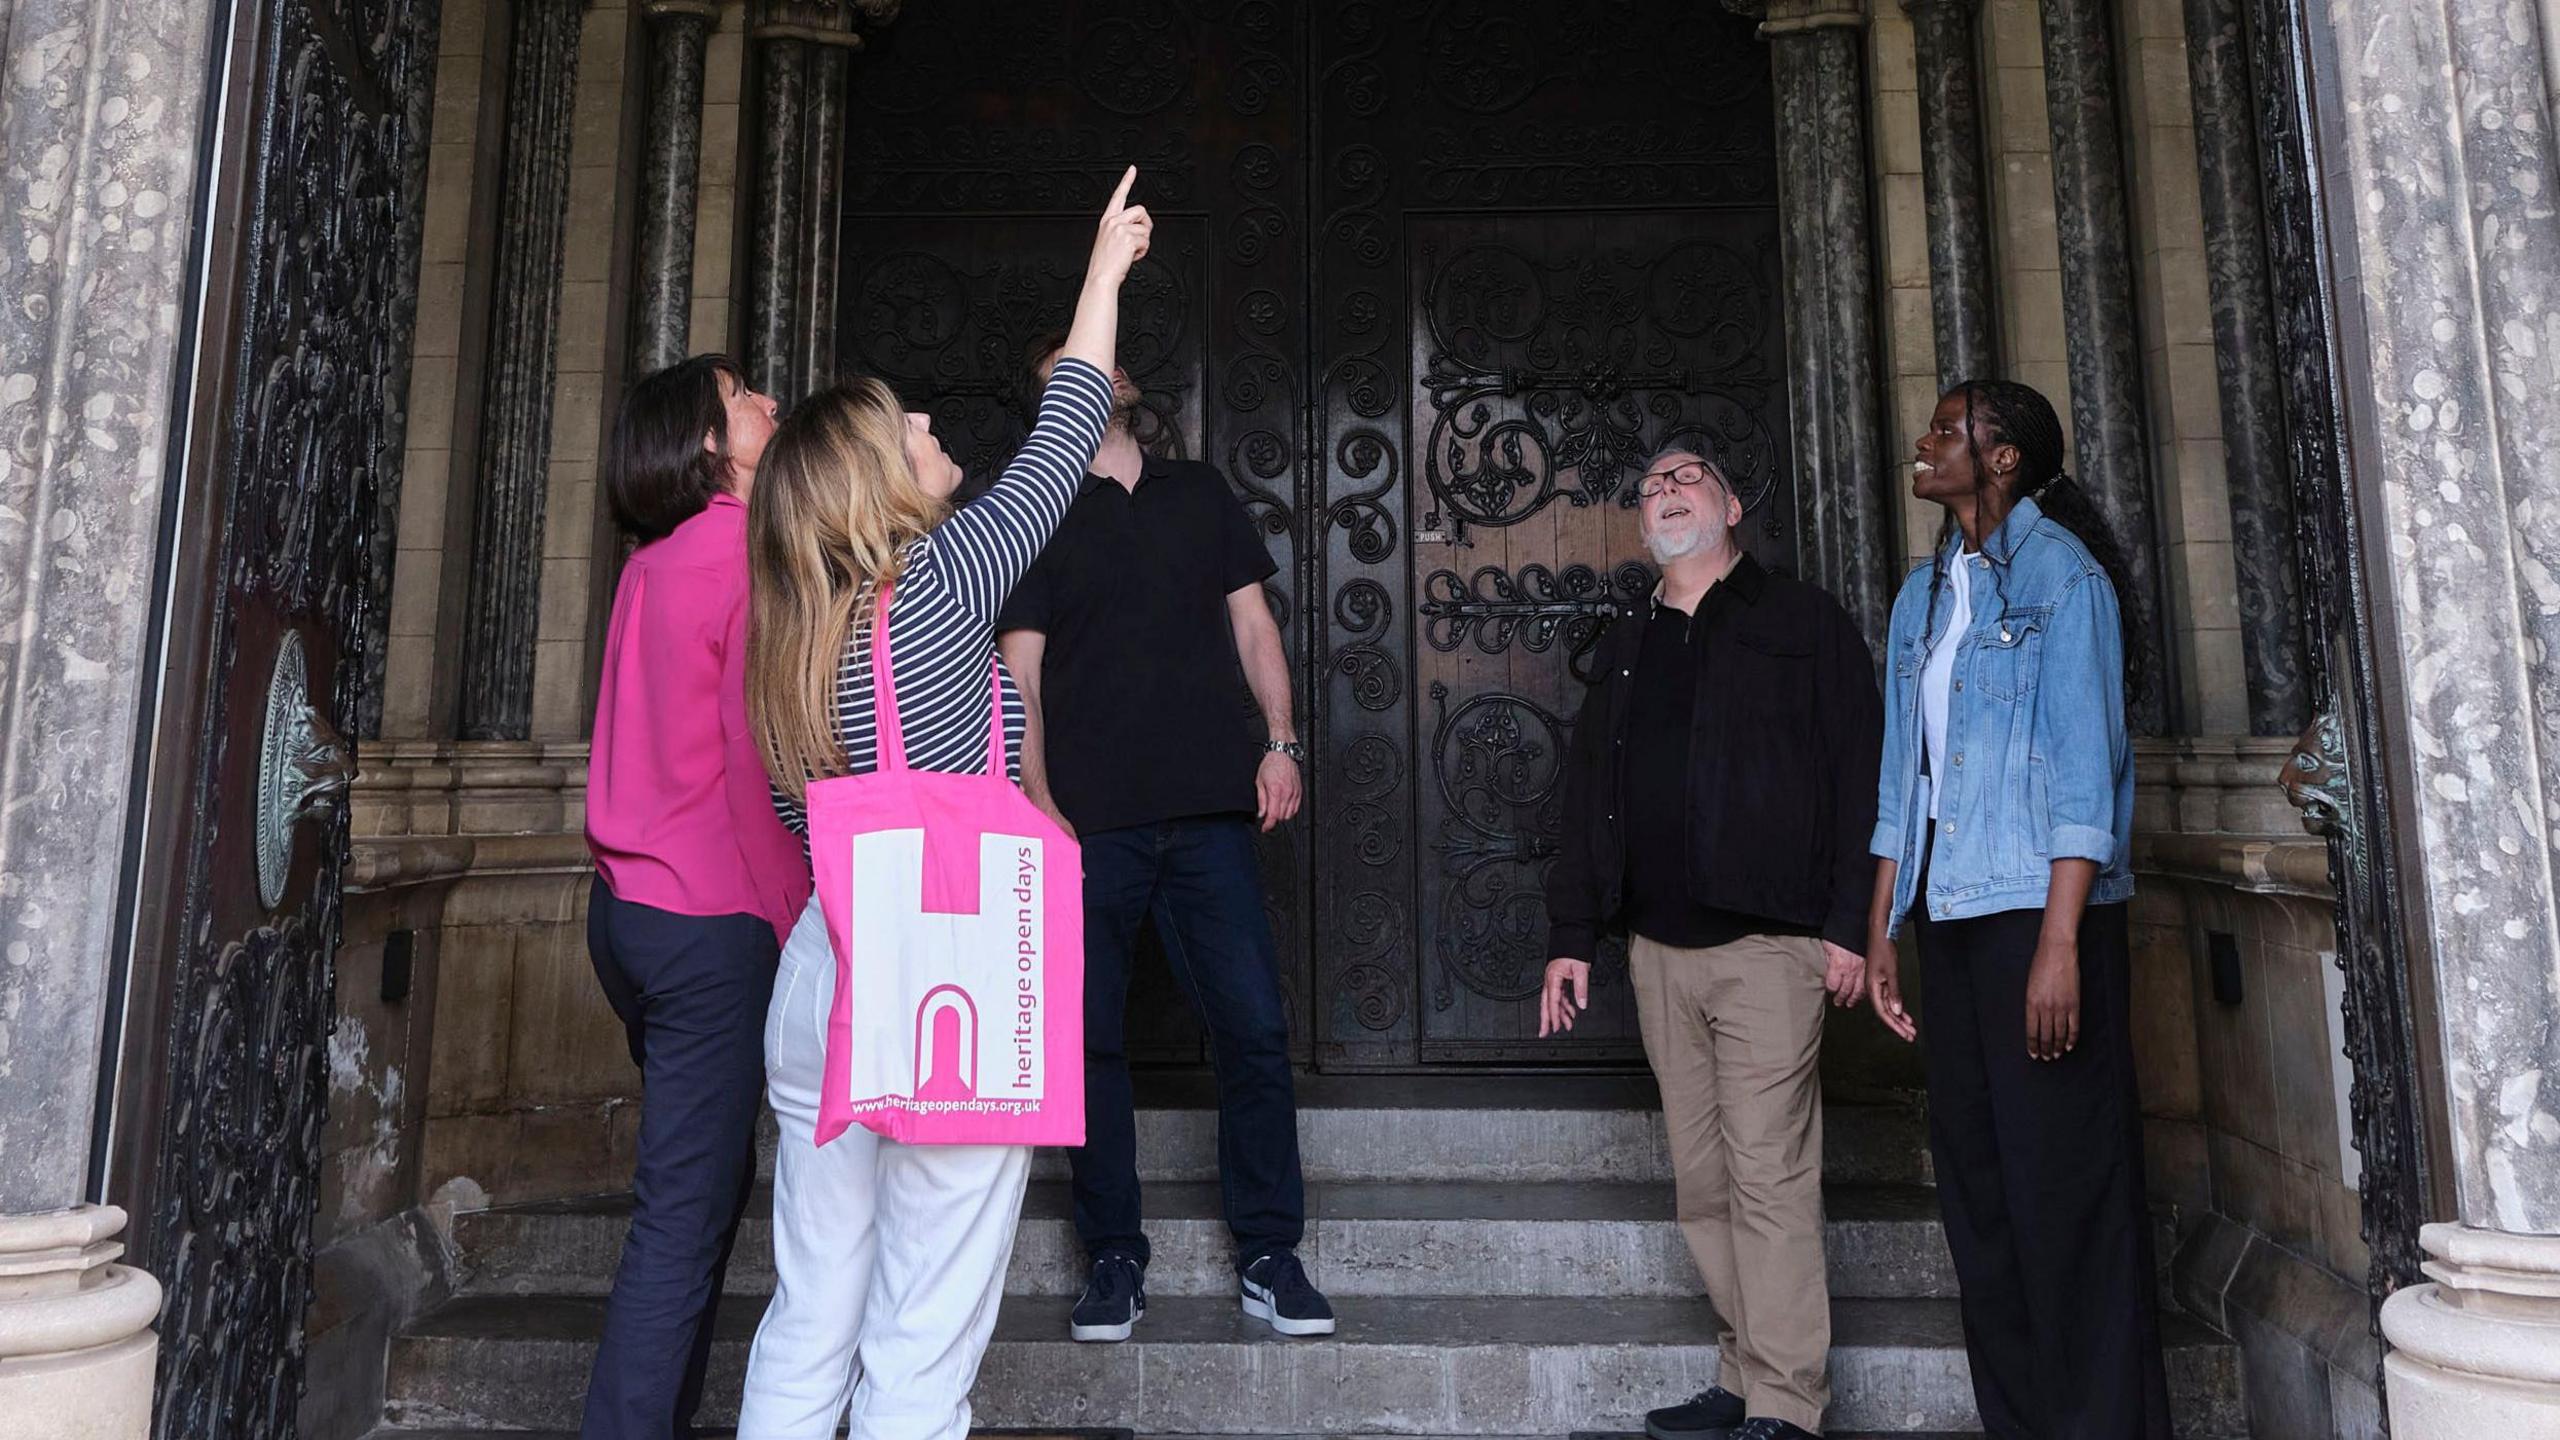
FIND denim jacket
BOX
[1870,495,2135,934]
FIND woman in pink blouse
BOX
[581,354,810,1440]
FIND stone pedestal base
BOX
[0,1206,161,1440]
[2383,1222,2560,1438]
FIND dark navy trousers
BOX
[580,878,779,1440]
[1070,816,1306,1270]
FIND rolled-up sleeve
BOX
[2036,568,2128,864]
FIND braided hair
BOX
[1921,379,2144,708]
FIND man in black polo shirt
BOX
[996,340,1332,1345]
[1537,450,1882,1440]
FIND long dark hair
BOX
[604,353,747,542]
[1923,379,2144,707]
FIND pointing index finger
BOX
[1104,165,1137,216]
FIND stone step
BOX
[364,1431,1985,1439]
[453,1180,1959,1300]
[749,1080,1931,1188]
[364,1430,1985,1439]
[383,1294,2246,1436]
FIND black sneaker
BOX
[1238,1251,1336,1336]
[1069,1253,1145,1342]
[1645,1384,1747,1439]
[1730,1419,1820,1440]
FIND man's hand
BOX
[1538,958,1590,1037]
[2025,934,2081,1060]
[1821,941,1867,1008]
[1255,748,1302,832]
[1031,792,1076,841]
[1868,929,1916,1042]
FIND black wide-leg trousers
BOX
[1917,900,2174,1440]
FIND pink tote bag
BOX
[802,587,1084,1148]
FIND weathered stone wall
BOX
[2132,739,2381,1439]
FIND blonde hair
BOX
[746,375,953,802]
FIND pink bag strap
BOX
[868,584,910,773]
[863,581,1011,778]
[984,664,1007,777]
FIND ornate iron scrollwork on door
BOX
[2248,0,2435,1358]
[1427,682,1572,1008]
[1420,560,1654,682]
[1414,232,1782,543]
[138,0,435,1430]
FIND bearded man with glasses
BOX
[1538,449,1884,1440]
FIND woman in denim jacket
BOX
[1863,381,2172,1439]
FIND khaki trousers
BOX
[1630,932,1832,1432]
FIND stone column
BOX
[2179,0,2309,736]
[0,0,211,1422]
[633,0,718,376]
[795,43,848,392]
[748,35,807,398]
[2037,0,2174,734]
[1759,0,1898,643]
[459,0,587,740]
[1899,0,1998,387]
[2309,0,2560,1419]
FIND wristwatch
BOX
[1263,739,1305,763]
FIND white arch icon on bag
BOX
[913,985,979,1100]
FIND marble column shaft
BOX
[2317,0,2560,1236]
[750,36,808,399]
[2037,0,2173,735]
[0,0,218,1217]
[794,43,847,393]
[459,0,585,741]
[1766,6,1897,644]
[634,2,715,376]
[1900,0,1998,388]
[2179,0,2309,737]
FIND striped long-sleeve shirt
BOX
[774,356,1115,833]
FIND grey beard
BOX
[1645,529,1705,565]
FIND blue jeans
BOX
[581,879,778,1440]
[1070,816,1305,1270]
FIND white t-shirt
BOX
[1920,552,1982,820]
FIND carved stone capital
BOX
[1759,0,1869,35]
[752,0,898,41]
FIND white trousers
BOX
[737,898,1033,1440]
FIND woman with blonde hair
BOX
[735,167,1149,1440]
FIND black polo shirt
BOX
[996,456,1278,834]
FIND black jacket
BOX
[1543,554,1884,958]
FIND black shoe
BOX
[1644,1385,1747,1439]
[1730,1419,1820,1440]
[1239,1251,1336,1336]
[1069,1253,1145,1342]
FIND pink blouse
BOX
[586,492,811,938]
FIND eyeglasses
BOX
[1637,461,1721,499]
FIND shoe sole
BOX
[1239,1289,1337,1337]
[1069,1308,1142,1343]
[1644,1423,1737,1440]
